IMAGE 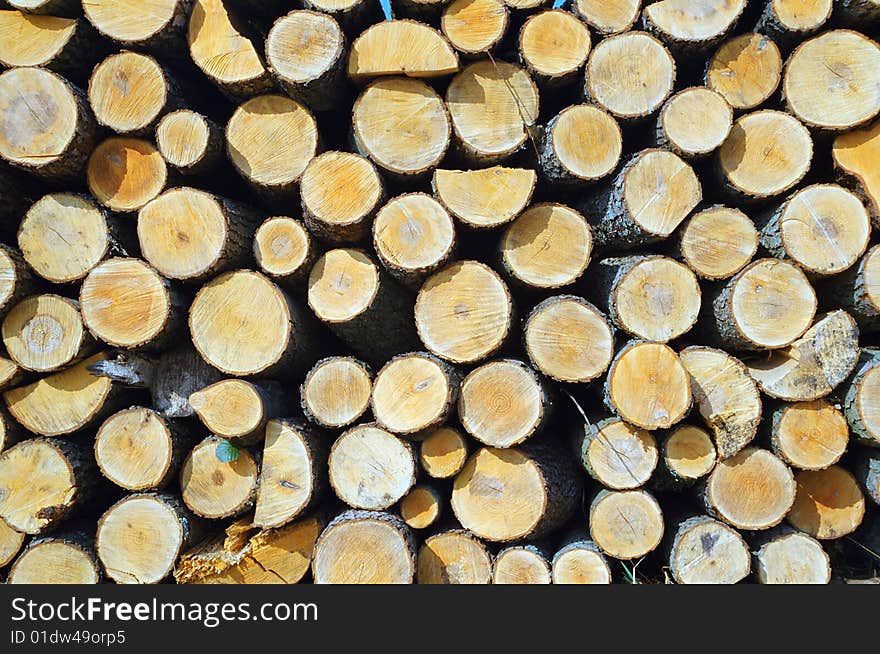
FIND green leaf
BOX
[215,439,240,463]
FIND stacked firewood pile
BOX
[0,0,878,585]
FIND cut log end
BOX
[415,260,512,364]
[679,206,757,280]
[492,545,551,584]
[80,258,173,349]
[95,407,175,491]
[399,484,443,530]
[580,418,658,490]
[705,447,795,530]
[2,294,88,373]
[643,0,746,51]
[754,530,831,584]
[0,518,24,568]
[84,0,182,46]
[586,32,674,120]
[254,217,313,284]
[87,137,167,212]
[97,494,190,584]
[348,20,459,81]
[845,350,880,446]
[606,341,692,431]
[784,30,880,131]
[573,0,640,35]
[459,359,546,448]
[301,356,372,429]
[189,379,267,440]
[419,426,468,479]
[524,295,613,384]
[432,167,536,229]
[706,33,782,111]
[417,529,491,584]
[771,400,848,470]
[551,540,611,584]
[787,465,865,539]
[669,516,750,585]
[543,104,622,184]
[180,436,259,519]
[718,111,812,200]
[156,110,218,173]
[663,425,717,483]
[519,10,591,85]
[313,510,415,584]
[372,352,457,437]
[441,0,508,56]
[354,78,450,177]
[446,60,538,163]
[302,151,383,244]
[833,120,880,221]
[9,538,100,584]
[590,490,665,560]
[329,424,415,510]
[308,248,380,324]
[89,51,169,134]
[659,87,732,158]
[501,203,591,289]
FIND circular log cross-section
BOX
[97,494,197,584]
[446,60,539,164]
[18,193,113,285]
[524,295,614,384]
[441,0,509,56]
[301,356,373,429]
[770,400,848,470]
[84,0,190,51]
[0,246,34,318]
[432,167,536,230]
[754,530,831,584]
[254,419,325,529]
[830,246,880,333]
[372,352,459,437]
[787,466,865,539]
[677,206,758,281]
[706,33,783,112]
[758,184,870,278]
[492,545,551,584]
[417,529,492,584]
[605,341,692,431]
[452,443,579,542]
[784,30,880,132]
[661,425,717,485]
[706,258,816,351]
[9,537,100,584]
[419,426,468,479]
[459,359,549,448]
[551,539,611,584]
[188,0,272,99]
[833,121,880,223]
[590,490,665,560]
[89,51,175,135]
[399,485,442,530]
[593,255,701,343]
[353,78,450,178]
[155,110,222,176]
[415,260,513,365]
[266,10,346,112]
[190,270,307,377]
[704,447,795,530]
[328,424,416,510]
[87,137,167,213]
[80,258,178,349]
[0,67,96,179]
[95,407,181,491]
[577,417,659,490]
[540,104,622,185]
[519,10,591,87]
[189,379,276,442]
[0,11,89,75]
[844,350,880,447]
[313,510,415,585]
[301,151,384,245]
[500,203,591,290]
[0,438,97,535]
[227,95,318,200]
[373,194,455,288]
[586,149,702,249]
[657,87,732,158]
[2,294,90,373]
[669,515,750,585]
[139,188,259,282]
[347,20,458,81]
[717,111,812,200]
[254,217,314,289]
[180,436,259,519]
[585,32,675,121]
[642,0,746,54]
[756,0,832,49]
[573,0,640,35]
[1,520,25,569]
